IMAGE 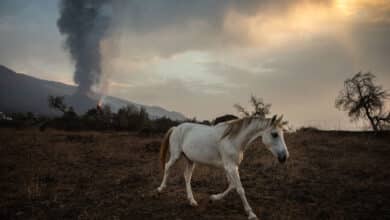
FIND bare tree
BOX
[233,103,250,117]
[234,95,271,118]
[335,72,390,131]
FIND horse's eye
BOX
[271,132,278,138]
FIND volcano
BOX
[0,65,187,121]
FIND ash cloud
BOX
[57,0,112,94]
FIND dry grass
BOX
[0,128,389,219]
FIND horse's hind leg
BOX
[183,159,197,206]
[210,173,234,201]
[157,147,181,192]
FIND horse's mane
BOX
[220,116,269,140]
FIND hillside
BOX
[0,65,186,120]
[0,128,389,219]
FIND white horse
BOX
[157,115,289,220]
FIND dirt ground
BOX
[0,128,390,220]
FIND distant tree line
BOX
[0,96,183,134]
[44,95,183,133]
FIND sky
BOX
[0,0,390,129]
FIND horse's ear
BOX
[270,114,277,125]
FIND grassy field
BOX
[1,128,389,220]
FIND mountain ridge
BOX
[0,65,187,121]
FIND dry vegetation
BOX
[1,128,389,219]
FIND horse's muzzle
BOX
[278,153,287,163]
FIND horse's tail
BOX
[160,127,174,173]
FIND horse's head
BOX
[261,115,289,163]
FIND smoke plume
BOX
[57,0,112,94]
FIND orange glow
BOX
[335,0,390,19]
[224,2,341,47]
[224,0,390,47]
[97,98,103,108]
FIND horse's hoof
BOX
[156,187,164,193]
[189,200,198,207]
[209,194,221,201]
[248,213,258,220]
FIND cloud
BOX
[1,0,390,129]
[95,0,390,126]
[108,0,333,58]
[104,0,390,59]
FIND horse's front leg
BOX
[210,173,234,201]
[225,165,258,220]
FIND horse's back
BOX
[176,122,218,142]
[175,123,223,167]
[177,122,214,133]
